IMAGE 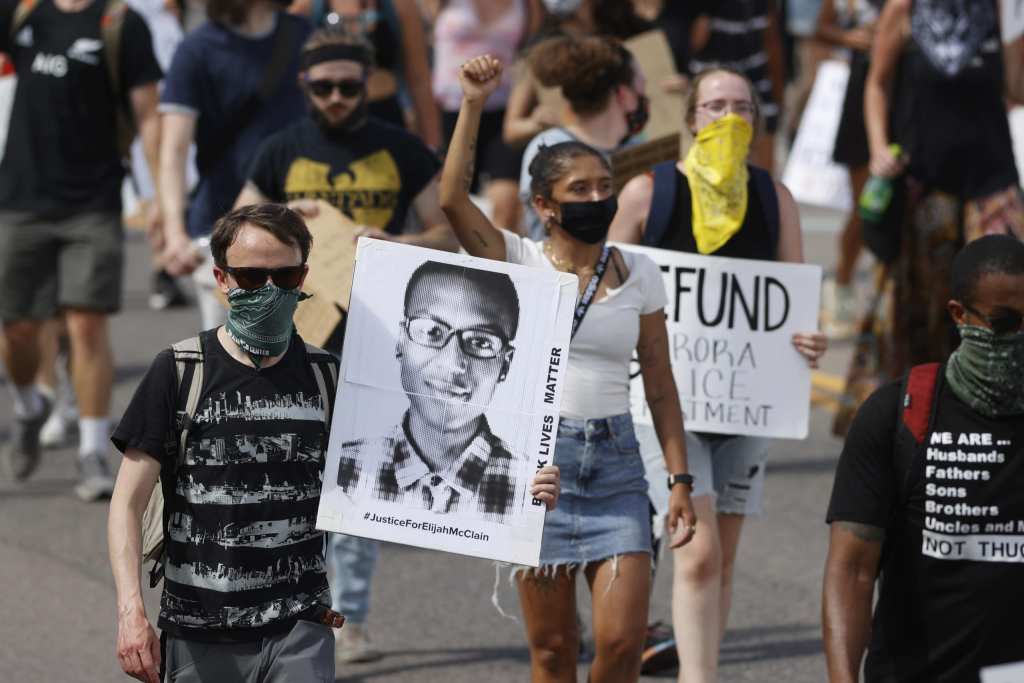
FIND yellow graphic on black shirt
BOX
[284,151,401,229]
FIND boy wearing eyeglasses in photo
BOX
[336,260,547,525]
[235,29,457,254]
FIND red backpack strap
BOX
[901,362,942,444]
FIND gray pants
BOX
[164,620,334,682]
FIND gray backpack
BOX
[140,336,338,586]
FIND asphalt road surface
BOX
[0,214,859,682]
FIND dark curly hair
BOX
[528,35,635,116]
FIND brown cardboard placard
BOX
[611,133,680,194]
[294,289,344,348]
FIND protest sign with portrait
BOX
[622,244,822,440]
[317,239,577,566]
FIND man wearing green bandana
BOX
[107,204,342,682]
[823,234,1024,683]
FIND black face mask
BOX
[622,94,650,144]
[556,196,618,244]
[309,92,368,141]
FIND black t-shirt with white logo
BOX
[112,330,337,642]
[247,116,441,235]
[0,0,162,215]
[828,379,1024,682]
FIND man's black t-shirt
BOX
[112,329,337,642]
[0,0,162,215]
[247,116,441,235]
[827,378,1024,682]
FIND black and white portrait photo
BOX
[317,240,578,565]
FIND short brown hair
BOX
[684,67,762,134]
[528,36,635,117]
[211,204,312,268]
[301,28,375,70]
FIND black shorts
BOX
[0,210,124,321]
[441,108,523,192]
[833,52,870,168]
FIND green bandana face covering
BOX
[945,325,1024,418]
[225,283,311,363]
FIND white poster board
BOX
[317,239,578,566]
[982,661,1024,683]
[1002,0,1024,44]
[622,245,822,440]
[782,59,853,212]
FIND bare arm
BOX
[108,450,162,683]
[815,0,874,51]
[637,308,696,548]
[395,0,442,149]
[774,179,804,263]
[608,173,654,244]
[823,521,884,683]
[764,7,787,120]
[234,180,269,210]
[158,111,202,275]
[131,82,163,246]
[502,69,557,148]
[1005,36,1024,104]
[406,178,459,251]
[865,0,910,177]
[439,56,507,260]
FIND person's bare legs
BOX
[836,165,870,287]
[672,494,722,683]
[716,513,747,640]
[2,318,43,388]
[585,553,651,683]
[486,179,524,233]
[64,309,113,422]
[34,318,60,392]
[517,567,580,683]
[1,318,48,479]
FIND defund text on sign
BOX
[664,266,791,331]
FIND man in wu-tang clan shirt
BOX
[108,205,341,682]
[236,29,457,253]
[823,234,1024,683]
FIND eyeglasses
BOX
[221,265,306,291]
[306,79,365,99]
[963,303,1024,336]
[697,99,756,118]
[402,317,510,360]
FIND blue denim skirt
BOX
[539,413,652,568]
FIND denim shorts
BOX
[539,413,652,568]
[686,432,768,516]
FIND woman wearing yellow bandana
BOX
[611,68,827,683]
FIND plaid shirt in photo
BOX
[337,413,528,523]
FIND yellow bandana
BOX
[683,114,754,254]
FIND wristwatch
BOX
[667,473,694,490]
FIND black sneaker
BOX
[149,270,188,311]
[75,451,115,502]
[2,395,53,481]
[640,621,678,675]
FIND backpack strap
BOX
[642,160,679,247]
[9,0,39,37]
[304,342,338,425]
[171,336,204,466]
[749,166,780,253]
[894,362,943,505]
[100,0,133,160]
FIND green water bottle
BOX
[858,144,903,223]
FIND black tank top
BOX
[659,168,777,261]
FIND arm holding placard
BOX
[637,309,696,548]
[774,178,829,368]
[439,55,509,261]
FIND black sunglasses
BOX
[963,303,1024,336]
[221,265,306,291]
[306,78,365,99]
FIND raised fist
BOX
[459,55,503,103]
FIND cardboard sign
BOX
[317,239,578,566]
[621,244,822,440]
[781,59,853,212]
[982,660,1024,682]
[293,201,359,347]
[611,134,681,194]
